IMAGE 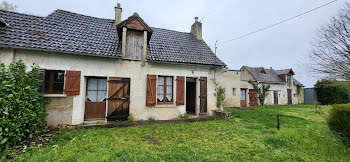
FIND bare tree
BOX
[309,3,350,80]
[0,1,17,11]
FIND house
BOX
[224,66,304,107]
[0,4,226,125]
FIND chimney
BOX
[191,17,202,40]
[270,67,273,70]
[115,3,122,25]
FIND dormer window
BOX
[125,29,144,60]
[116,12,153,61]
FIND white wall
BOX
[0,48,223,125]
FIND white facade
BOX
[0,48,223,125]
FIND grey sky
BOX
[4,0,348,87]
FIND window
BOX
[287,75,292,86]
[232,88,236,96]
[44,70,65,94]
[157,76,173,104]
[86,78,107,102]
[240,89,246,100]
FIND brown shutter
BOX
[64,71,81,95]
[146,74,156,106]
[176,76,185,105]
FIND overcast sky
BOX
[4,0,348,87]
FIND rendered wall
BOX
[1,48,223,125]
[222,70,241,107]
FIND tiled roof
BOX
[275,69,295,75]
[242,66,285,83]
[0,9,225,66]
[293,78,303,86]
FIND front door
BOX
[274,91,278,105]
[249,89,258,106]
[186,77,196,114]
[199,77,207,115]
[85,77,107,120]
[287,89,292,105]
[107,77,130,121]
[240,89,247,107]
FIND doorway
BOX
[85,77,107,121]
[287,89,292,105]
[240,89,247,107]
[186,77,196,114]
[249,89,258,106]
[274,91,278,105]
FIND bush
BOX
[127,114,134,122]
[0,60,48,152]
[327,103,350,146]
[315,79,350,105]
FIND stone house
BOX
[0,4,226,125]
[224,66,304,108]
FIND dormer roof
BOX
[116,13,152,41]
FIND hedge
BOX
[0,60,47,153]
[328,103,350,146]
[314,79,350,105]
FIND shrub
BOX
[327,103,350,146]
[179,113,188,119]
[0,60,48,152]
[315,79,350,105]
[127,114,134,122]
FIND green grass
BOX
[14,105,350,161]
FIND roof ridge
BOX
[49,9,114,21]
[150,27,191,34]
[0,9,43,18]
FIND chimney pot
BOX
[195,17,199,22]
[270,67,273,70]
[117,3,121,8]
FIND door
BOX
[199,77,207,115]
[85,77,107,120]
[186,77,196,114]
[287,89,292,104]
[274,91,278,105]
[240,89,247,107]
[249,89,258,106]
[107,77,130,121]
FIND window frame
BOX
[157,76,174,105]
[85,77,108,102]
[44,70,65,94]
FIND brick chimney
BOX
[270,67,273,70]
[115,3,122,25]
[191,17,202,40]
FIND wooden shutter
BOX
[64,71,81,95]
[146,74,156,106]
[176,76,185,105]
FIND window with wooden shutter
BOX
[176,76,185,105]
[64,71,81,95]
[146,74,156,106]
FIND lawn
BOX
[14,105,350,161]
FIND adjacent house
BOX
[224,66,304,108]
[0,4,226,125]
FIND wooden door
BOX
[287,89,292,105]
[85,77,107,120]
[199,77,207,115]
[126,30,144,60]
[107,77,130,121]
[274,91,278,105]
[249,89,258,107]
[240,89,247,107]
